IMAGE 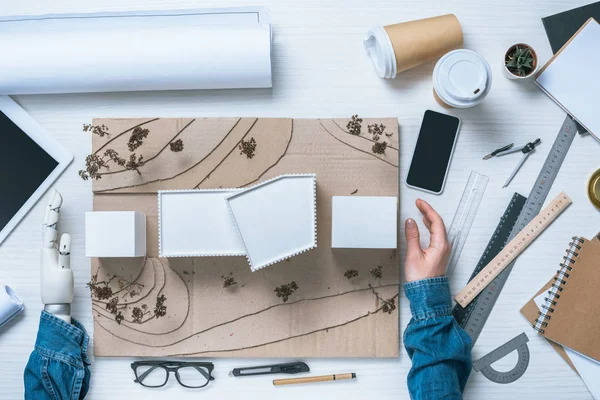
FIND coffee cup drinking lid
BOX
[433,49,492,107]
[364,26,397,79]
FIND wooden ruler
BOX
[455,192,572,307]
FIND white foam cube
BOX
[85,211,146,257]
[331,196,397,249]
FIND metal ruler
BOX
[446,171,489,276]
[472,333,530,384]
[453,116,577,344]
[455,192,571,307]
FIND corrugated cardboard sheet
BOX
[90,117,399,357]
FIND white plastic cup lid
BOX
[364,26,397,79]
[433,49,492,108]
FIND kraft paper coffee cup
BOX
[432,49,492,108]
[365,14,463,78]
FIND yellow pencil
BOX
[273,373,356,386]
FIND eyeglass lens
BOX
[135,365,168,387]
[176,366,211,388]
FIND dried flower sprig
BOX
[372,141,388,155]
[115,311,124,324]
[87,273,117,300]
[221,273,237,289]
[154,294,167,318]
[131,306,149,323]
[370,265,383,279]
[170,139,184,152]
[106,297,119,315]
[79,123,149,180]
[368,123,386,142]
[79,153,111,181]
[274,281,299,303]
[347,115,363,135]
[83,124,110,137]
[239,137,257,159]
[127,127,149,152]
[381,297,396,314]
[369,284,396,315]
[344,269,359,280]
[125,153,145,175]
[78,148,146,180]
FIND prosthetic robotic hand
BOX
[41,190,74,324]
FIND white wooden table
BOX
[1,0,598,399]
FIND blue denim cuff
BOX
[35,311,90,368]
[404,276,453,321]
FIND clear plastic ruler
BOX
[446,171,489,276]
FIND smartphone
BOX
[406,110,461,195]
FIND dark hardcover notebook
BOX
[542,2,600,135]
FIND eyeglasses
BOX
[131,361,215,389]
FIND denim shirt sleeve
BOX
[403,277,472,400]
[24,311,91,400]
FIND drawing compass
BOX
[484,139,541,188]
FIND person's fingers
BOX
[416,199,448,249]
[423,215,432,230]
[405,218,423,259]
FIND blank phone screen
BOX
[406,110,460,194]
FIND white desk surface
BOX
[1,1,599,399]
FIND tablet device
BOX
[0,96,72,245]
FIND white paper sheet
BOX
[0,7,272,94]
[535,293,600,399]
[536,19,600,140]
[225,174,317,271]
[0,285,24,330]
[158,189,246,257]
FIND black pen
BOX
[230,362,310,377]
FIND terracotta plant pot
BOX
[503,43,538,81]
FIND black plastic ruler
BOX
[453,193,526,339]
[453,116,577,344]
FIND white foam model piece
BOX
[158,189,246,257]
[85,211,146,257]
[331,196,397,249]
[225,174,317,271]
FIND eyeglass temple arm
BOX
[193,366,214,380]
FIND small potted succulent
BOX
[503,43,538,80]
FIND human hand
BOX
[404,199,451,283]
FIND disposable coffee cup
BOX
[432,49,492,108]
[365,14,463,78]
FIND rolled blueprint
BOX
[0,285,24,329]
[0,8,273,94]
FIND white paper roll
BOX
[0,285,24,329]
[0,8,273,94]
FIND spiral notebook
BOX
[521,235,600,362]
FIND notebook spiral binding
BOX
[533,237,584,333]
